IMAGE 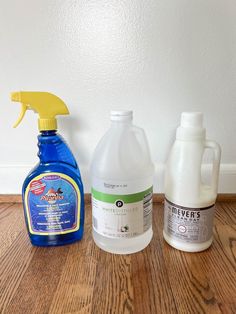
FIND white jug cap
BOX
[110,110,133,121]
[181,112,203,128]
[177,111,206,140]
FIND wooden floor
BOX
[0,199,235,314]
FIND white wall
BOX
[0,0,235,193]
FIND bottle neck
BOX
[110,120,132,128]
[176,126,206,141]
[40,130,57,136]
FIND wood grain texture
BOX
[0,201,235,314]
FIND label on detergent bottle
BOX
[164,198,214,243]
[92,186,153,238]
[24,173,81,235]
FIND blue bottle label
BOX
[24,172,81,235]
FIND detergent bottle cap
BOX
[181,112,203,128]
[11,91,69,131]
[176,112,206,140]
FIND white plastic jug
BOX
[163,112,221,252]
[91,110,154,254]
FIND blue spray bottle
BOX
[11,91,84,246]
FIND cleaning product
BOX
[11,91,84,246]
[91,110,154,254]
[163,112,221,252]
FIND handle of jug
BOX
[204,140,221,194]
[131,126,151,164]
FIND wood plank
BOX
[132,236,177,313]
[216,194,236,202]
[0,195,22,203]
[48,205,99,314]
[208,223,236,301]
[5,245,70,314]
[0,201,235,313]
[91,253,134,314]
[0,203,37,313]
[156,202,236,313]
[155,203,223,314]
[215,202,236,226]
[0,203,25,258]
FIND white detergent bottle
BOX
[91,110,154,254]
[163,112,221,252]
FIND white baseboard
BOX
[0,164,235,194]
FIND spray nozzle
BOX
[11,91,69,131]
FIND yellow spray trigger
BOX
[11,91,69,131]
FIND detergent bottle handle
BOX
[204,140,221,194]
[131,126,150,163]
